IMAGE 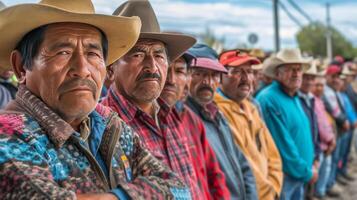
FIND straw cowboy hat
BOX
[0,0,142,72]
[341,63,355,76]
[304,59,324,76]
[249,48,266,59]
[263,48,312,78]
[113,0,196,61]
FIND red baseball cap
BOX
[326,65,341,75]
[191,57,228,73]
[219,50,261,67]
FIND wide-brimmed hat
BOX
[249,48,266,59]
[188,43,218,59]
[191,57,227,73]
[0,0,141,72]
[113,0,196,61]
[341,63,355,76]
[304,59,321,76]
[263,48,312,78]
[219,50,260,67]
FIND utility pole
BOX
[326,3,333,61]
[273,0,280,52]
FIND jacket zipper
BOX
[70,135,110,191]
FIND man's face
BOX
[313,77,325,97]
[189,67,220,105]
[300,74,316,93]
[221,64,254,102]
[112,39,168,104]
[1,70,14,80]
[160,57,188,107]
[345,74,355,83]
[326,74,343,91]
[276,64,303,92]
[24,23,106,122]
[253,69,263,92]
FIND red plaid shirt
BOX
[176,102,231,200]
[102,87,201,199]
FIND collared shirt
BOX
[214,91,283,200]
[186,96,258,200]
[323,85,348,132]
[298,91,321,161]
[175,102,230,200]
[256,81,314,182]
[0,84,12,109]
[314,96,335,151]
[102,87,201,199]
[0,85,190,199]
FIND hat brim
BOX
[263,57,311,78]
[140,32,196,61]
[0,3,141,72]
[227,57,261,67]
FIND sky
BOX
[3,0,357,52]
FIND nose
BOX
[68,51,91,79]
[142,54,159,74]
[166,67,175,84]
[201,73,213,85]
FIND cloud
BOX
[3,0,357,51]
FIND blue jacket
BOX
[186,96,258,200]
[256,81,314,182]
[341,92,357,124]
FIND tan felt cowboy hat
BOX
[113,0,196,61]
[0,0,142,72]
[263,48,312,78]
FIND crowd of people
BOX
[0,0,357,199]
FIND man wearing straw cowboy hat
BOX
[102,0,198,199]
[0,0,191,199]
[256,49,317,200]
[298,60,326,199]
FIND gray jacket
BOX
[186,96,258,200]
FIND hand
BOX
[77,193,118,200]
[325,137,336,155]
[343,121,350,131]
[309,166,319,184]
[313,160,320,169]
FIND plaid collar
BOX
[106,86,172,122]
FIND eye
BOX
[57,51,70,55]
[176,69,186,74]
[155,54,166,59]
[88,51,101,58]
[132,52,144,58]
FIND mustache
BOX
[137,72,161,82]
[197,85,214,93]
[238,81,250,87]
[58,78,97,96]
[164,82,177,91]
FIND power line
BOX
[278,0,303,28]
[286,0,313,23]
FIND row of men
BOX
[1,0,356,200]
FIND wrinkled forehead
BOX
[169,57,187,68]
[44,22,102,40]
[278,63,303,69]
[130,38,167,52]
